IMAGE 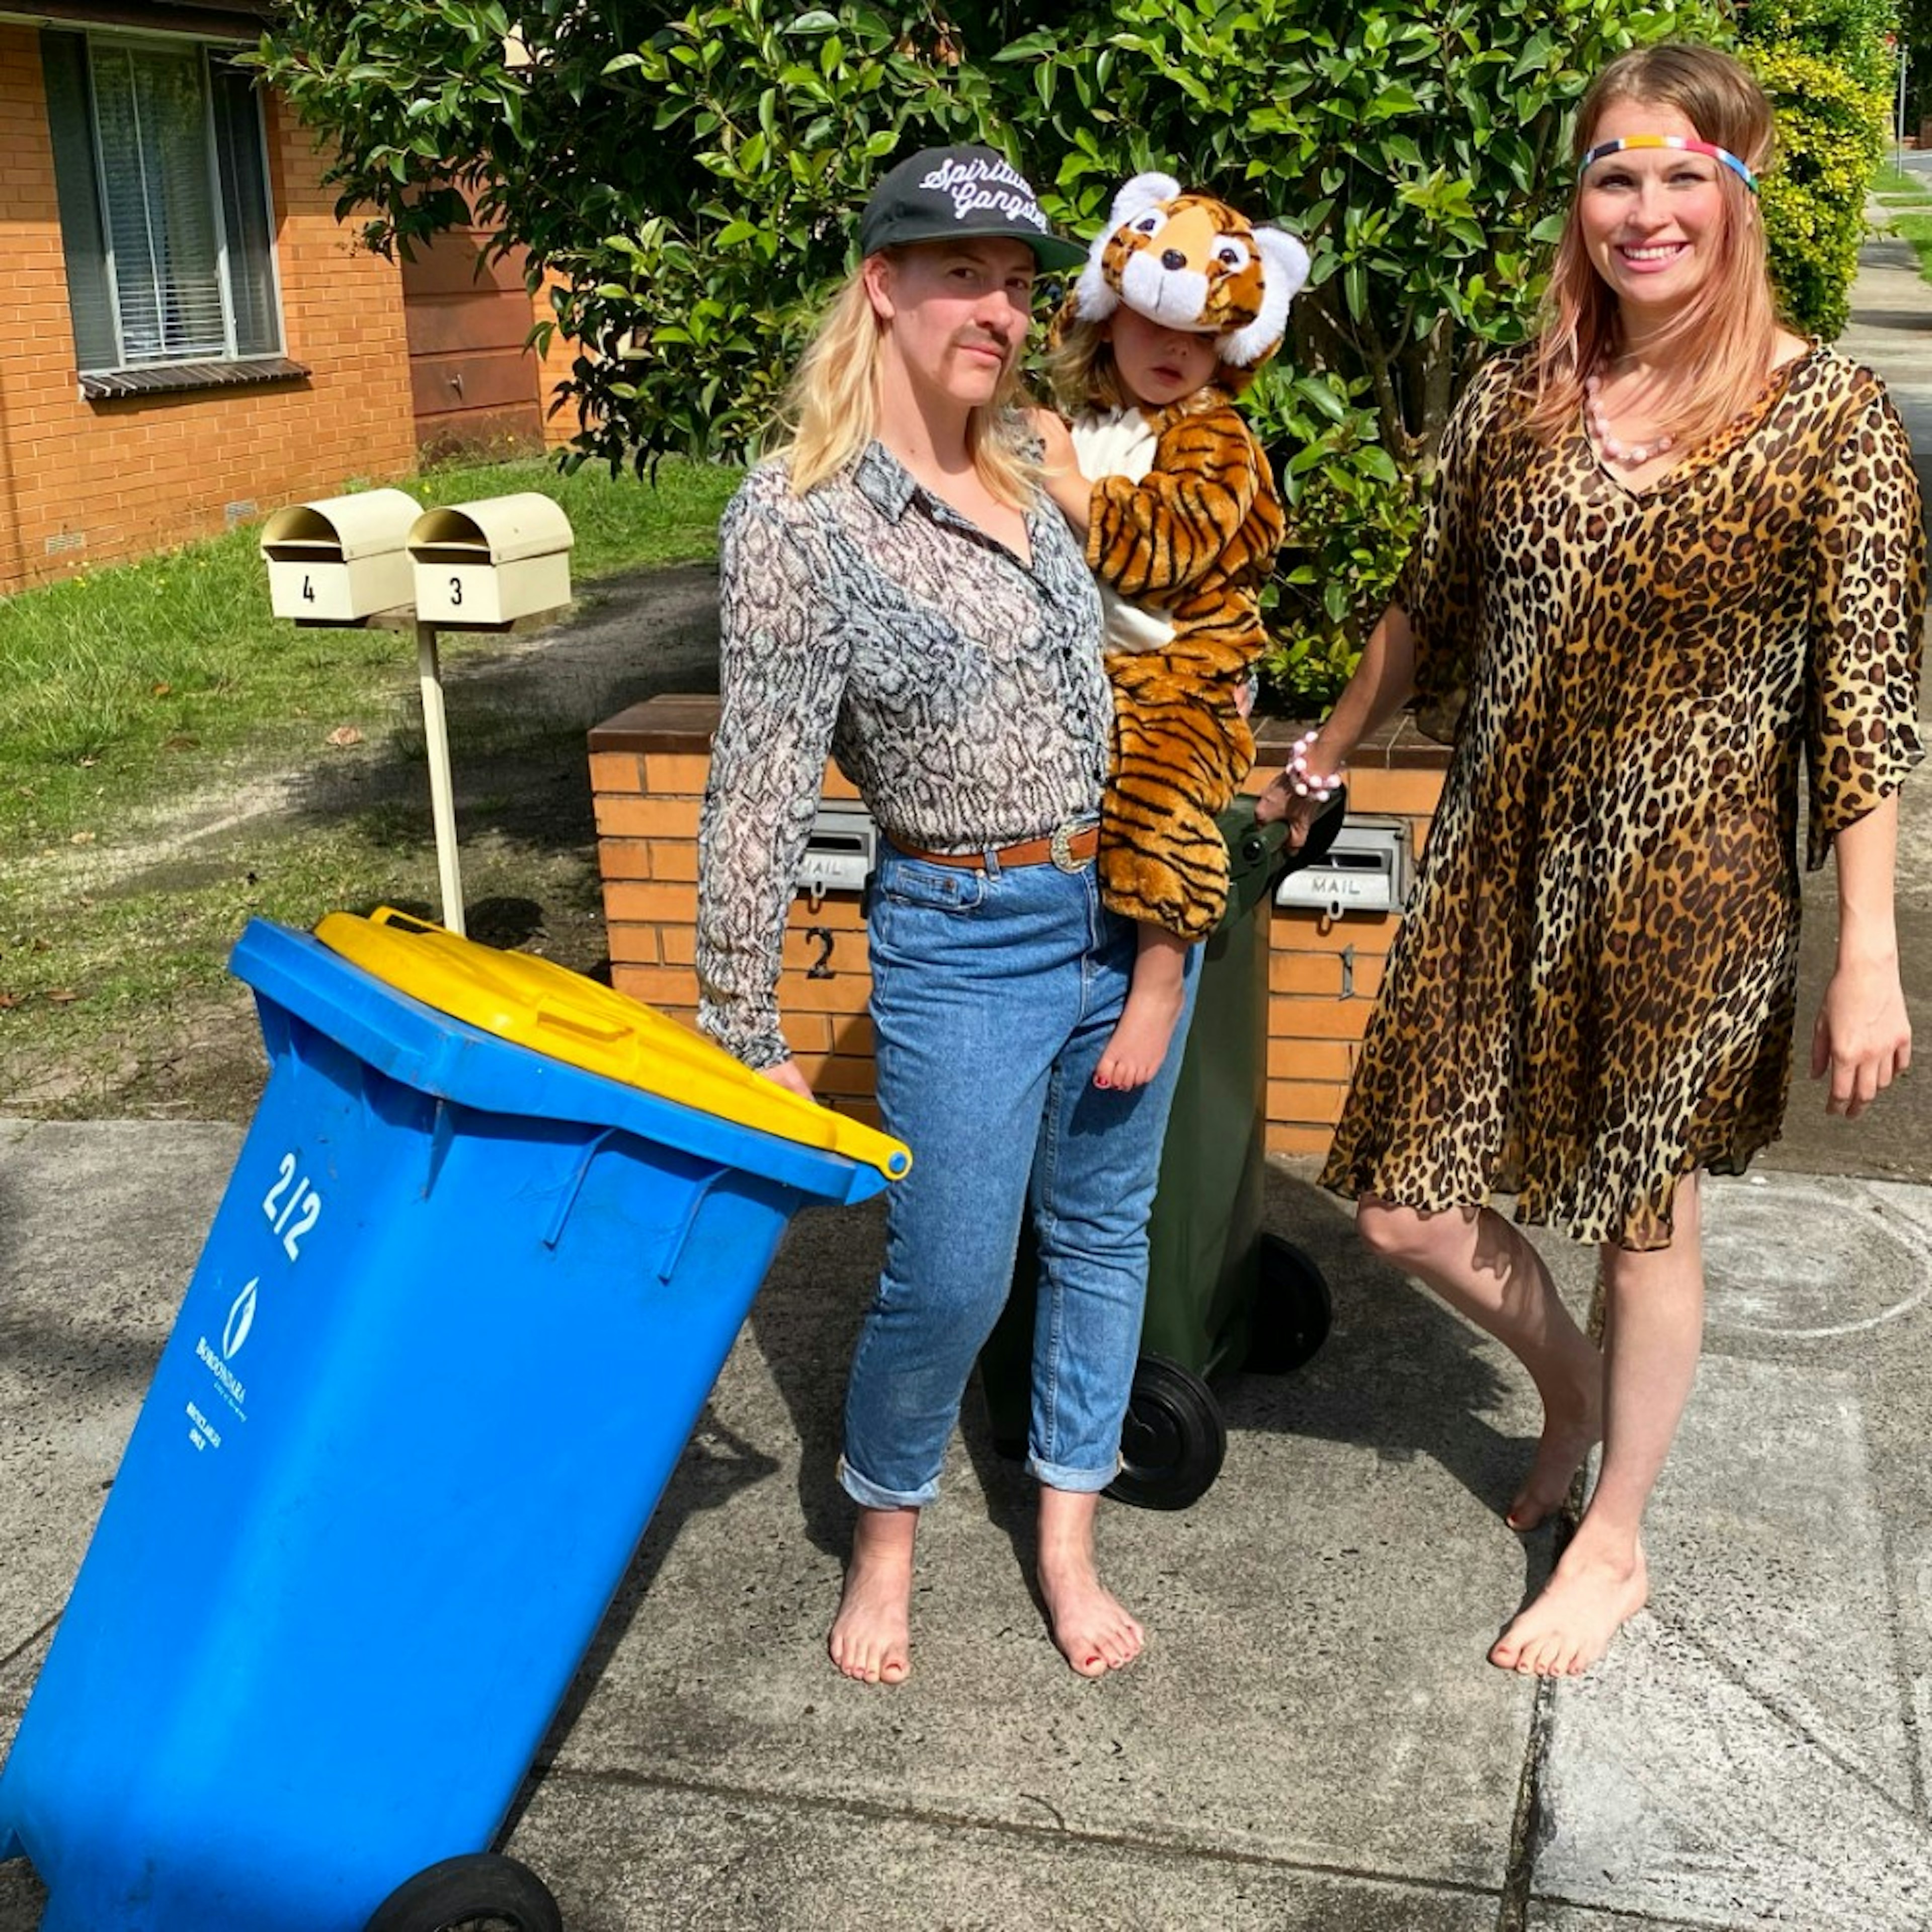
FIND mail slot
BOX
[1274,819,1411,921]
[260,489,422,623]
[796,802,877,898]
[407,494,575,627]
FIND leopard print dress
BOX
[1321,344,1926,1251]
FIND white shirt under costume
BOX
[1070,407,1177,656]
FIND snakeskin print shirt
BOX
[696,441,1112,1069]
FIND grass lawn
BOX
[0,451,738,1116]
[1870,162,1932,200]
[0,452,737,854]
[1870,160,1932,286]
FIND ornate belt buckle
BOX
[1050,823,1087,873]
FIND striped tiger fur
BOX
[1089,394,1285,940]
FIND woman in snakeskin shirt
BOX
[696,148,1203,1687]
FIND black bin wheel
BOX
[1106,1354,1226,1511]
[364,1853,562,1932]
[1244,1235,1333,1375]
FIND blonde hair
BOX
[1044,312,1133,415]
[1043,308,1253,417]
[1525,42,1781,450]
[774,252,1036,504]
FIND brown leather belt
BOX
[899,824,1099,872]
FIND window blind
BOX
[40,30,284,375]
[93,43,227,361]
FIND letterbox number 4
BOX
[261,1151,323,1262]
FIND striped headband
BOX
[1576,135,1758,194]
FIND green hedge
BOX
[1751,46,1889,339]
[260,1,1898,711]
[1737,0,1897,345]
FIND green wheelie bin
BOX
[982,790,1343,1509]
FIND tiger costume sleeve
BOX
[1086,406,1278,603]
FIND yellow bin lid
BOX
[313,908,910,1182]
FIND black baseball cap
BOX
[859,144,1086,271]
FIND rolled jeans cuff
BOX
[838,1454,938,1512]
[1027,1452,1122,1495]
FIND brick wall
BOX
[1262,757,1444,1155]
[531,268,582,452]
[589,697,1448,1153]
[0,26,417,591]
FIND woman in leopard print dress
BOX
[1258,44,1924,1677]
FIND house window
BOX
[42,30,286,381]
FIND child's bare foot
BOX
[1489,1532,1647,1677]
[829,1505,916,1685]
[1506,1366,1602,1532]
[1037,1488,1143,1676]
[1095,980,1185,1092]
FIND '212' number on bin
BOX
[262,1153,323,1262]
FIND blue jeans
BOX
[839,842,1199,1509]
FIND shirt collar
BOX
[852,437,1053,573]
[854,441,919,522]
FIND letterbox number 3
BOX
[448,576,463,607]
[261,1150,323,1262]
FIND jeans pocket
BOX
[876,852,988,916]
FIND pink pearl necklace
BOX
[1584,370,1675,468]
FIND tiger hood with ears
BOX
[1074,172,1310,368]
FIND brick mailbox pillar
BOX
[587,696,1447,1156]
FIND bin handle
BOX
[367,907,631,1044]
[369,907,434,935]
[533,997,629,1044]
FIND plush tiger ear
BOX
[1220,226,1311,366]
[1107,171,1183,230]
[1073,171,1183,323]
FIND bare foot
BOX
[1489,1535,1648,1677]
[1095,980,1185,1092]
[828,1505,915,1685]
[1037,1489,1143,1676]
[1506,1374,1602,1532]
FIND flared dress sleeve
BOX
[696,474,851,1069]
[1394,352,1524,738]
[1804,369,1927,869]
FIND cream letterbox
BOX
[406,495,574,627]
[259,490,422,623]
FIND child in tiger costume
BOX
[1035,172,1310,1089]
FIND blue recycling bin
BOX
[0,912,908,1932]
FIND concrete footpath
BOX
[3,257,1931,1931]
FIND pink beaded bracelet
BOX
[1286,731,1346,802]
